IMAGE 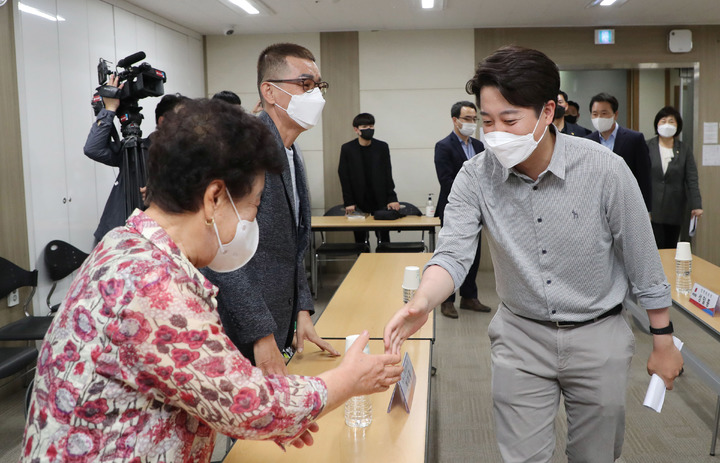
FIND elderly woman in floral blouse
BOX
[21,98,403,462]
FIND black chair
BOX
[0,347,38,382]
[0,257,49,340]
[312,204,370,297]
[376,202,428,253]
[44,240,89,313]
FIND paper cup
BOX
[675,242,692,261]
[345,334,370,354]
[402,266,420,290]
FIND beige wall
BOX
[474,26,720,265]
[0,5,32,324]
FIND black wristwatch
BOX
[649,322,674,335]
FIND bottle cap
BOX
[402,266,420,290]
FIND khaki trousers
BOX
[488,305,635,463]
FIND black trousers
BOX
[651,222,681,250]
[354,230,390,245]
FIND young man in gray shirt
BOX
[384,46,683,462]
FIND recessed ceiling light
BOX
[600,0,617,5]
[18,2,66,21]
[228,0,260,15]
[586,0,628,7]
[421,0,434,9]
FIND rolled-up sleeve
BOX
[604,157,672,310]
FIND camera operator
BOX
[84,74,187,243]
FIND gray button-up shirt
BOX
[428,131,671,322]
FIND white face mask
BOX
[657,123,677,138]
[458,122,477,137]
[270,84,325,129]
[207,190,259,273]
[483,108,548,169]
[591,116,615,133]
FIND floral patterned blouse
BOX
[21,210,327,462]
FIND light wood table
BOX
[223,339,432,463]
[628,249,720,455]
[314,253,434,341]
[658,249,720,334]
[311,215,441,251]
[310,216,440,297]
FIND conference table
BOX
[310,215,441,297]
[223,339,432,463]
[314,253,435,341]
[626,249,720,455]
[224,253,436,462]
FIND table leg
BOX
[429,229,436,252]
[711,396,720,456]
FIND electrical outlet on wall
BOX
[7,289,19,307]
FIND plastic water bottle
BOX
[345,395,372,428]
[344,335,372,427]
[675,242,693,295]
[675,260,692,295]
[425,194,435,217]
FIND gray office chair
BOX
[312,204,369,297]
[375,202,427,253]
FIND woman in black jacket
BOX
[647,106,703,249]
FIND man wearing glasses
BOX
[434,101,491,319]
[202,43,339,376]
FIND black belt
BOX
[520,304,623,328]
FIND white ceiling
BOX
[123,0,720,36]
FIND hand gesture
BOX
[294,311,340,356]
[253,333,288,376]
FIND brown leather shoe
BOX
[440,301,458,319]
[460,297,491,313]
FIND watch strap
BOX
[649,321,674,335]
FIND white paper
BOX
[689,216,698,237]
[704,122,719,144]
[702,145,720,166]
[643,336,684,413]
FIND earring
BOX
[205,217,215,226]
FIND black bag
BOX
[373,209,402,220]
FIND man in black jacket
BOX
[586,92,652,211]
[434,101,491,318]
[338,113,400,244]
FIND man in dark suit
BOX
[556,91,591,137]
[202,43,338,375]
[586,92,652,211]
[565,100,592,135]
[338,113,400,244]
[434,101,491,318]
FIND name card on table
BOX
[689,283,720,316]
[388,352,416,414]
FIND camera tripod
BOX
[117,102,148,217]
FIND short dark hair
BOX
[568,100,580,111]
[558,90,568,102]
[212,90,241,106]
[257,43,316,100]
[589,92,618,113]
[155,93,190,124]
[466,46,559,116]
[653,106,683,136]
[145,99,283,214]
[451,101,477,118]
[353,113,375,127]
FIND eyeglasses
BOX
[458,116,478,123]
[265,78,329,95]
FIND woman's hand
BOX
[254,334,288,376]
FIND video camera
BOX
[96,51,166,102]
[94,51,166,137]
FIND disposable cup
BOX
[675,242,692,261]
[345,334,370,354]
[402,266,420,290]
